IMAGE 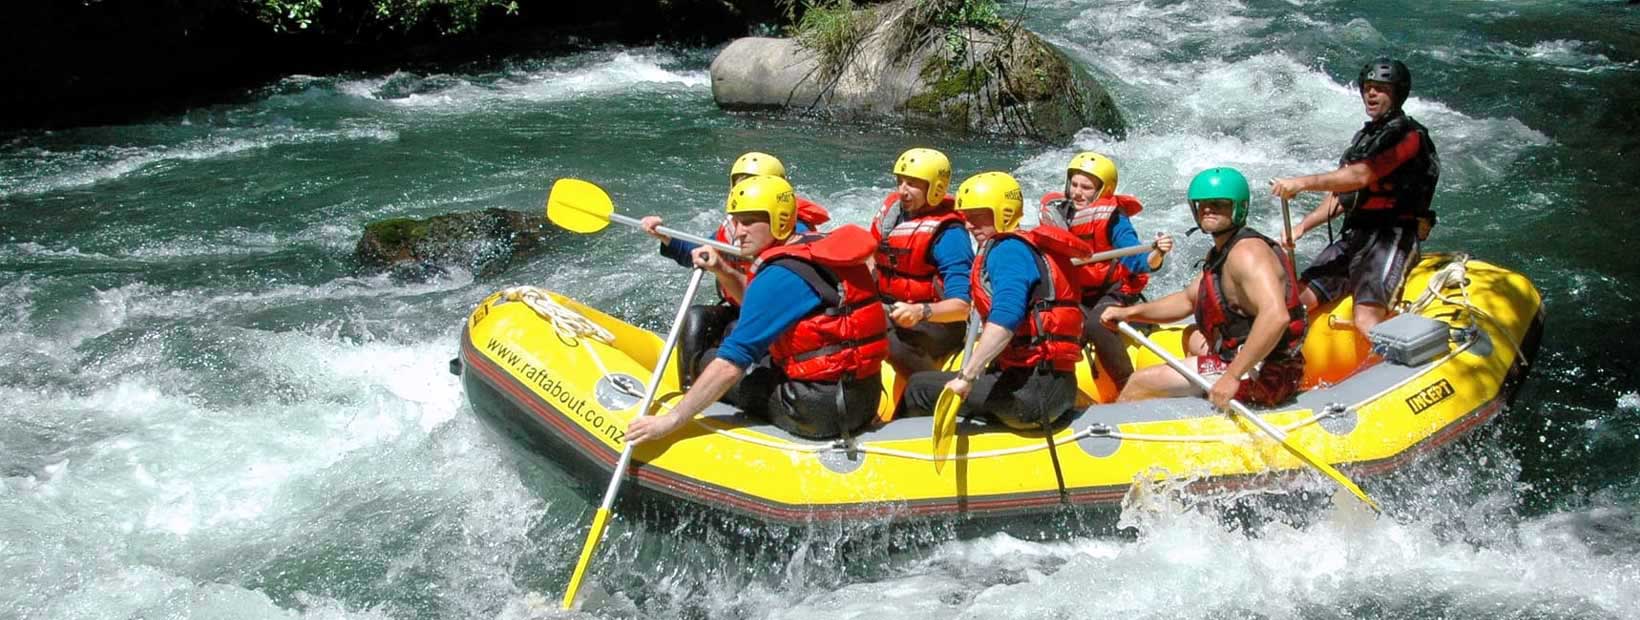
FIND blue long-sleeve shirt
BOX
[1108,213,1154,275]
[979,238,1041,331]
[714,264,823,368]
[930,227,974,302]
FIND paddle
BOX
[561,267,709,609]
[930,241,1159,473]
[1279,196,1296,254]
[932,309,981,472]
[1070,241,1157,266]
[545,178,750,257]
[1115,321,1381,512]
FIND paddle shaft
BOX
[1280,197,1295,253]
[1117,322,1287,437]
[562,268,708,608]
[1071,242,1155,266]
[960,309,980,368]
[607,212,749,257]
[1115,322,1381,511]
[932,309,983,471]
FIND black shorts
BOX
[1301,224,1419,307]
[901,366,1077,430]
[731,362,881,440]
[886,318,966,375]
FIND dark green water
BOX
[3,1,1638,618]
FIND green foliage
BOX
[940,0,1008,65]
[255,0,324,31]
[251,0,518,35]
[938,0,1005,30]
[792,0,871,74]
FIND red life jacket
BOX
[970,227,1090,372]
[1039,191,1150,298]
[1335,111,1439,230]
[870,193,965,304]
[1193,227,1307,362]
[712,196,832,305]
[748,225,890,381]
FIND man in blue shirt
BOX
[635,152,830,387]
[628,176,889,444]
[902,172,1089,429]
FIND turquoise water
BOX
[4,1,1639,618]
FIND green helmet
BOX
[1186,167,1251,227]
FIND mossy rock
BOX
[709,0,1124,142]
[355,208,552,279]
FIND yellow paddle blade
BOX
[1275,433,1382,513]
[560,506,612,609]
[546,178,615,233]
[931,388,961,473]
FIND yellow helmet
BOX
[955,172,1025,233]
[724,175,798,239]
[892,148,952,201]
[1067,151,1118,198]
[730,152,786,184]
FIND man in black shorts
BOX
[1271,57,1440,338]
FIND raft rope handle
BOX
[688,408,1335,461]
[1402,254,1527,363]
[493,287,1344,460]
[499,286,619,378]
[500,286,616,344]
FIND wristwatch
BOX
[957,369,977,382]
[920,302,933,321]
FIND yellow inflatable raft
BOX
[456,253,1542,525]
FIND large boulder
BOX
[354,208,552,279]
[710,0,1124,142]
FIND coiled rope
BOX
[500,286,615,344]
[1401,254,1526,360]
[499,286,618,379]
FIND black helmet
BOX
[1358,57,1412,107]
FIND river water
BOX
[3,1,1638,618]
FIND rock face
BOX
[709,0,1124,142]
[354,208,552,279]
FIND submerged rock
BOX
[709,0,1124,142]
[355,208,552,279]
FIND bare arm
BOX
[940,320,1014,400]
[929,298,972,323]
[1294,193,1342,237]
[692,247,747,301]
[1103,274,1202,327]
[627,357,742,444]
[956,321,1013,380]
[713,269,748,302]
[1272,161,1373,200]
[890,298,973,327]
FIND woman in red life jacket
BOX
[901,172,1090,430]
[628,175,889,445]
[1102,168,1307,409]
[634,152,832,387]
[870,147,975,375]
[1037,152,1174,389]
